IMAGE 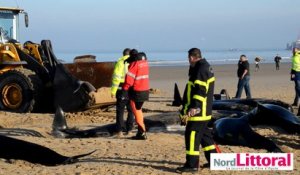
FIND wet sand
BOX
[0,62,299,175]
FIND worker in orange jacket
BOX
[122,50,149,140]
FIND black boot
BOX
[131,131,147,140]
[176,165,198,173]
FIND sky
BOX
[1,0,300,53]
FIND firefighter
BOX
[111,48,134,137]
[122,51,149,140]
[176,48,220,173]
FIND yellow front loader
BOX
[0,7,114,113]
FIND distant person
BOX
[254,56,261,72]
[274,54,282,70]
[122,51,150,140]
[235,55,252,99]
[176,48,220,173]
[111,48,134,137]
[290,46,300,114]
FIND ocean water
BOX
[56,49,292,66]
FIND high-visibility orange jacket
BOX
[123,60,149,102]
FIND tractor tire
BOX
[0,68,43,113]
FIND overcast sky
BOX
[2,0,300,52]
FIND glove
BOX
[120,90,129,101]
[291,74,295,81]
[179,114,189,126]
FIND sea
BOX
[56,49,292,67]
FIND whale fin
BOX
[172,83,182,106]
[53,106,68,131]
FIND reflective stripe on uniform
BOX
[193,94,207,117]
[191,77,215,117]
[207,77,215,85]
[202,145,216,151]
[194,77,215,93]
[186,131,200,156]
[188,115,211,121]
[135,75,149,80]
[127,72,136,78]
[183,81,194,114]
[193,94,205,102]
[112,74,124,80]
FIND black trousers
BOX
[116,90,134,132]
[276,62,280,70]
[185,121,217,168]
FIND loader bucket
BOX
[40,40,96,112]
[64,62,115,89]
[64,62,117,109]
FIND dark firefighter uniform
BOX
[180,58,218,168]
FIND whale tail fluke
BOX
[63,150,97,164]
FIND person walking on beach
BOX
[274,54,282,70]
[290,46,300,114]
[176,48,220,173]
[122,51,150,140]
[111,48,134,137]
[254,56,261,72]
[235,55,252,99]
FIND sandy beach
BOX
[0,62,299,175]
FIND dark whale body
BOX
[0,135,95,166]
[213,103,300,152]
[213,116,282,152]
[247,104,300,134]
[53,101,299,153]
[52,107,174,138]
[212,98,293,112]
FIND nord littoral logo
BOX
[210,153,293,170]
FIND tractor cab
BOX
[0,7,28,42]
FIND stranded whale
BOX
[0,135,95,166]
[213,103,300,152]
[52,107,178,138]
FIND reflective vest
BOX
[111,55,130,96]
[123,60,149,92]
[181,59,215,122]
[292,51,300,72]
